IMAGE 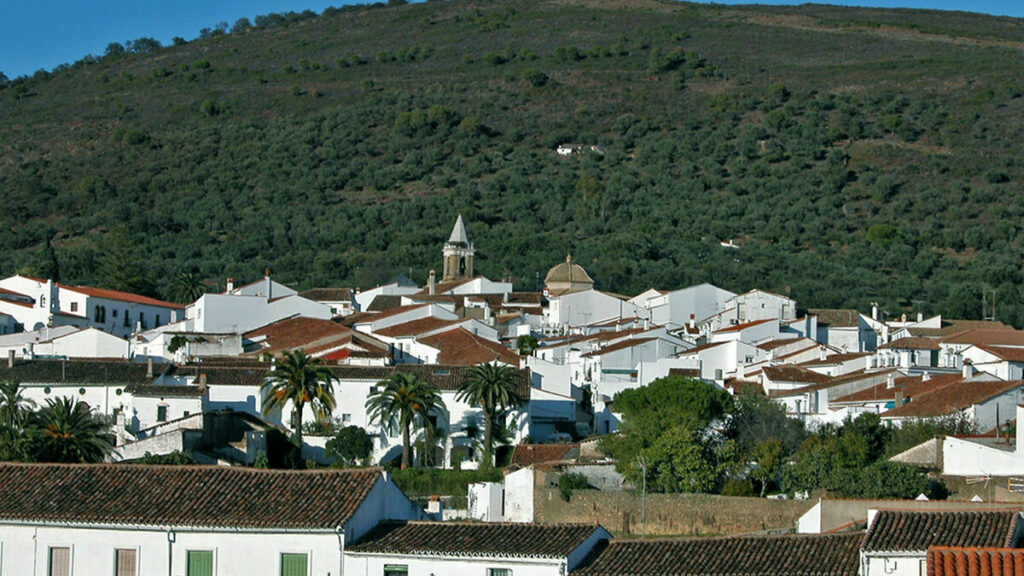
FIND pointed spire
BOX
[448,213,470,245]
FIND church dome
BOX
[545,254,594,295]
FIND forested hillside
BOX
[2,0,1024,323]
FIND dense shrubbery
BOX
[2,0,1023,324]
[602,377,953,499]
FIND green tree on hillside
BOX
[366,372,445,469]
[457,362,522,470]
[261,350,337,454]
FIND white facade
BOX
[186,292,331,334]
[545,290,647,333]
[0,469,424,576]
[644,283,736,331]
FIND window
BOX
[383,565,408,576]
[112,309,117,317]
[48,546,71,576]
[116,549,137,576]
[155,314,161,327]
[341,413,352,423]
[187,550,214,576]
[70,302,78,313]
[157,404,168,422]
[488,570,512,576]
[280,553,308,576]
[124,312,130,327]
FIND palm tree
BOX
[457,362,523,469]
[261,349,337,450]
[0,379,35,459]
[366,371,445,469]
[171,268,207,304]
[27,397,114,463]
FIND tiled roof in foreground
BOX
[574,532,862,576]
[863,510,1021,552]
[928,547,1024,576]
[349,521,602,558]
[0,463,382,530]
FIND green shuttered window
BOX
[281,553,308,576]
[187,550,214,576]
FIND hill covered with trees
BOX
[2,0,1023,322]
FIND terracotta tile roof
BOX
[128,384,205,398]
[0,463,384,530]
[349,520,603,558]
[581,338,657,358]
[373,317,460,338]
[927,547,1024,576]
[863,510,1022,552]
[242,317,354,356]
[366,295,405,312]
[974,345,1024,363]
[776,345,822,361]
[0,298,33,309]
[882,379,1024,419]
[511,444,579,467]
[298,287,354,301]
[575,532,862,576]
[799,352,871,366]
[668,368,700,378]
[716,318,775,333]
[762,365,831,386]
[832,373,962,404]
[679,341,728,356]
[908,320,1012,338]
[0,287,32,300]
[175,362,531,398]
[771,368,898,397]
[727,379,766,396]
[942,330,1024,347]
[419,278,475,295]
[810,309,861,328]
[758,338,806,351]
[58,284,184,309]
[357,303,429,322]
[881,337,942,350]
[418,328,521,366]
[0,359,153,385]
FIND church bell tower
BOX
[442,213,474,282]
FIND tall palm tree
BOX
[260,349,337,450]
[27,397,114,463]
[0,379,35,459]
[366,371,445,469]
[457,362,523,469]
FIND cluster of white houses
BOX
[2,460,1024,576]
[2,215,1024,472]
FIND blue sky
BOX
[2,0,1022,79]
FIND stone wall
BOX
[535,486,815,537]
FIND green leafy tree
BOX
[457,362,522,469]
[26,397,114,463]
[366,372,445,469]
[95,226,156,297]
[170,268,207,304]
[602,377,734,493]
[325,425,373,467]
[260,350,337,452]
[0,380,36,460]
[750,438,784,496]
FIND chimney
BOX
[147,357,154,378]
[871,302,879,321]
[917,312,923,322]
[265,268,272,299]
[643,319,649,330]
[921,371,930,382]
[819,347,827,362]
[226,277,234,293]
[26,342,34,360]
[886,373,895,389]
[7,350,13,368]
[894,388,904,406]
[689,314,696,329]
[428,270,436,296]
[963,361,976,379]
[199,373,207,387]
